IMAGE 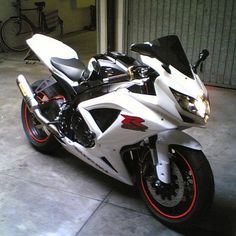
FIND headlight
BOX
[171,88,210,123]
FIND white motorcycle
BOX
[17,34,214,228]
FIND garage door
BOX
[127,0,236,88]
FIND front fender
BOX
[155,130,202,184]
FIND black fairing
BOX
[131,35,193,79]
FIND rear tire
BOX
[137,146,214,229]
[1,17,33,52]
[21,80,62,154]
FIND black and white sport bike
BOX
[17,34,214,228]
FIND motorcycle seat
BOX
[51,57,89,82]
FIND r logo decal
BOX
[121,114,148,132]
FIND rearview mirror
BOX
[193,49,209,73]
[199,49,209,61]
[130,43,154,57]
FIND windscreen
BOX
[151,35,193,79]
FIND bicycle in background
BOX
[0,21,4,52]
[0,0,63,52]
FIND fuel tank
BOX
[87,51,141,80]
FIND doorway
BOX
[62,0,97,64]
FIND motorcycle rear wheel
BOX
[137,146,214,229]
[21,80,62,154]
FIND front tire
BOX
[137,146,214,228]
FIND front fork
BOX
[151,130,202,184]
[151,144,171,184]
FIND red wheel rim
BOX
[24,104,49,143]
[23,92,50,143]
[140,150,197,219]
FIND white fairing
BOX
[140,55,207,100]
[139,55,209,125]
[27,34,80,86]
[59,87,178,185]
[27,34,78,70]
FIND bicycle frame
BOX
[1,0,63,52]
[13,0,45,33]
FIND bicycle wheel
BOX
[1,17,33,52]
[46,17,63,39]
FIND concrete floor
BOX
[0,32,236,236]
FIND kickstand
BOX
[24,49,40,64]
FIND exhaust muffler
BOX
[16,74,62,138]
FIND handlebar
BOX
[102,73,129,84]
[102,66,151,84]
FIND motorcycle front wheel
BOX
[137,146,214,229]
